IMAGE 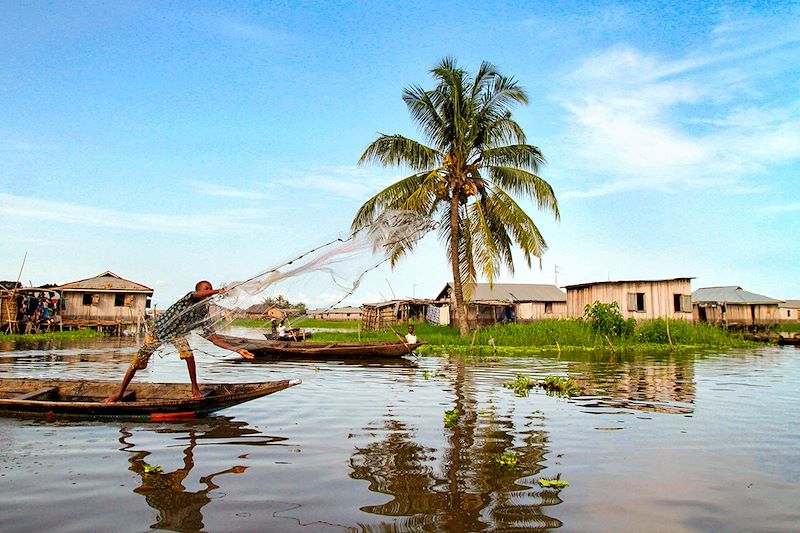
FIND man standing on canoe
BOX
[104,281,254,403]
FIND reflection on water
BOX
[350,357,561,531]
[0,339,798,532]
[119,417,286,533]
[569,352,697,415]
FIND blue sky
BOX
[2,1,798,308]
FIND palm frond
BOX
[488,166,560,220]
[358,135,439,171]
[351,173,427,232]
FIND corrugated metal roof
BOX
[57,271,153,293]
[563,277,694,290]
[778,300,800,308]
[437,283,566,302]
[692,286,781,305]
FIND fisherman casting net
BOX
[146,210,438,357]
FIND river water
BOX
[0,330,798,532]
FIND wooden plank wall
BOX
[567,280,694,321]
[61,292,148,323]
[515,302,568,320]
[694,303,779,325]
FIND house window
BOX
[114,294,134,307]
[673,294,692,313]
[83,293,99,306]
[627,292,646,312]
[146,296,152,309]
[544,302,553,314]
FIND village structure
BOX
[1,270,797,335]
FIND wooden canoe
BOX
[0,377,301,421]
[217,334,424,359]
[777,334,800,346]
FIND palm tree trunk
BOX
[450,193,468,336]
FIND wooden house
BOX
[435,282,567,326]
[0,281,22,333]
[56,271,153,333]
[361,300,432,331]
[692,286,781,326]
[308,306,363,321]
[564,278,694,321]
[778,300,800,322]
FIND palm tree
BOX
[352,57,559,335]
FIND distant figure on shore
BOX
[405,324,417,344]
[104,280,254,403]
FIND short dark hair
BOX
[195,280,212,291]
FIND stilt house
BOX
[565,278,694,321]
[778,300,800,322]
[692,286,781,326]
[436,283,567,326]
[56,271,153,333]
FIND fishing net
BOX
[146,210,438,354]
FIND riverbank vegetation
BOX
[251,316,757,354]
[0,329,106,343]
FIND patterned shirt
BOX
[151,292,216,341]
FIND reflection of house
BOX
[57,271,153,332]
[308,306,362,321]
[692,286,781,326]
[565,278,694,320]
[570,359,696,414]
[435,283,567,326]
[778,300,800,322]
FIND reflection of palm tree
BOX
[350,357,562,530]
[118,418,276,533]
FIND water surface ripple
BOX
[1,334,798,532]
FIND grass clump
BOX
[443,408,460,428]
[504,374,536,396]
[538,477,569,489]
[541,376,581,396]
[494,451,519,467]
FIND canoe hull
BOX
[217,334,423,359]
[0,378,301,420]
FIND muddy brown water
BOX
[1,329,798,532]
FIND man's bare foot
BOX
[103,395,121,403]
[191,388,202,400]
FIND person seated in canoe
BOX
[405,324,417,344]
[277,319,287,338]
[104,280,255,403]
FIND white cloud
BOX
[0,193,274,235]
[278,165,401,201]
[191,180,273,200]
[763,203,800,214]
[207,14,295,44]
[557,23,800,198]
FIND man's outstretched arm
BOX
[207,334,255,359]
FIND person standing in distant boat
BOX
[405,324,417,343]
[104,280,254,403]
